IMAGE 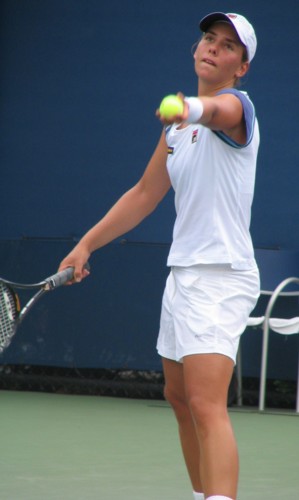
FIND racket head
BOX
[0,282,20,352]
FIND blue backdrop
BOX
[1,0,299,379]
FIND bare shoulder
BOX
[210,93,246,144]
[214,92,244,115]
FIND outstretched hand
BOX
[156,93,189,125]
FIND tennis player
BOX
[59,12,260,500]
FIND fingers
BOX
[156,93,189,125]
[73,264,90,283]
[58,255,91,285]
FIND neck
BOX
[198,78,236,96]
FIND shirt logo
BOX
[192,129,199,143]
[167,146,174,155]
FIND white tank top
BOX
[166,90,259,271]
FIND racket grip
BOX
[46,263,90,289]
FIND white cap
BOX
[199,12,257,62]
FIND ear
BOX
[235,61,250,79]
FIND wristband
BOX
[185,97,204,123]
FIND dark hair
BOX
[241,45,249,63]
[235,45,249,87]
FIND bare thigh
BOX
[183,353,234,408]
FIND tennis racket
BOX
[0,264,89,353]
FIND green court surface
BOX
[1,391,298,499]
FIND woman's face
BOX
[194,22,249,85]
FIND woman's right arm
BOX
[59,129,171,281]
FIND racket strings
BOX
[0,283,19,351]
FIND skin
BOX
[59,22,251,500]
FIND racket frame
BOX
[0,264,89,351]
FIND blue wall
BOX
[1,0,299,378]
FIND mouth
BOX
[202,58,216,67]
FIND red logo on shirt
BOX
[192,129,198,143]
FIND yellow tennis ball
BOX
[159,95,184,119]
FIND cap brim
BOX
[199,12,232,32]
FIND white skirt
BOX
[156,264,260,364]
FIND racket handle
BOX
[46,263,90,289]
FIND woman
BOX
[59,12,260,500]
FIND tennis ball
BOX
[159,95,184,119]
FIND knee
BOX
[164,383,191,423]
[188,395,227,431]
[164,382,183,410]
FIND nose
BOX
[208,43,217,55]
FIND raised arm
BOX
[159,92,246,144]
